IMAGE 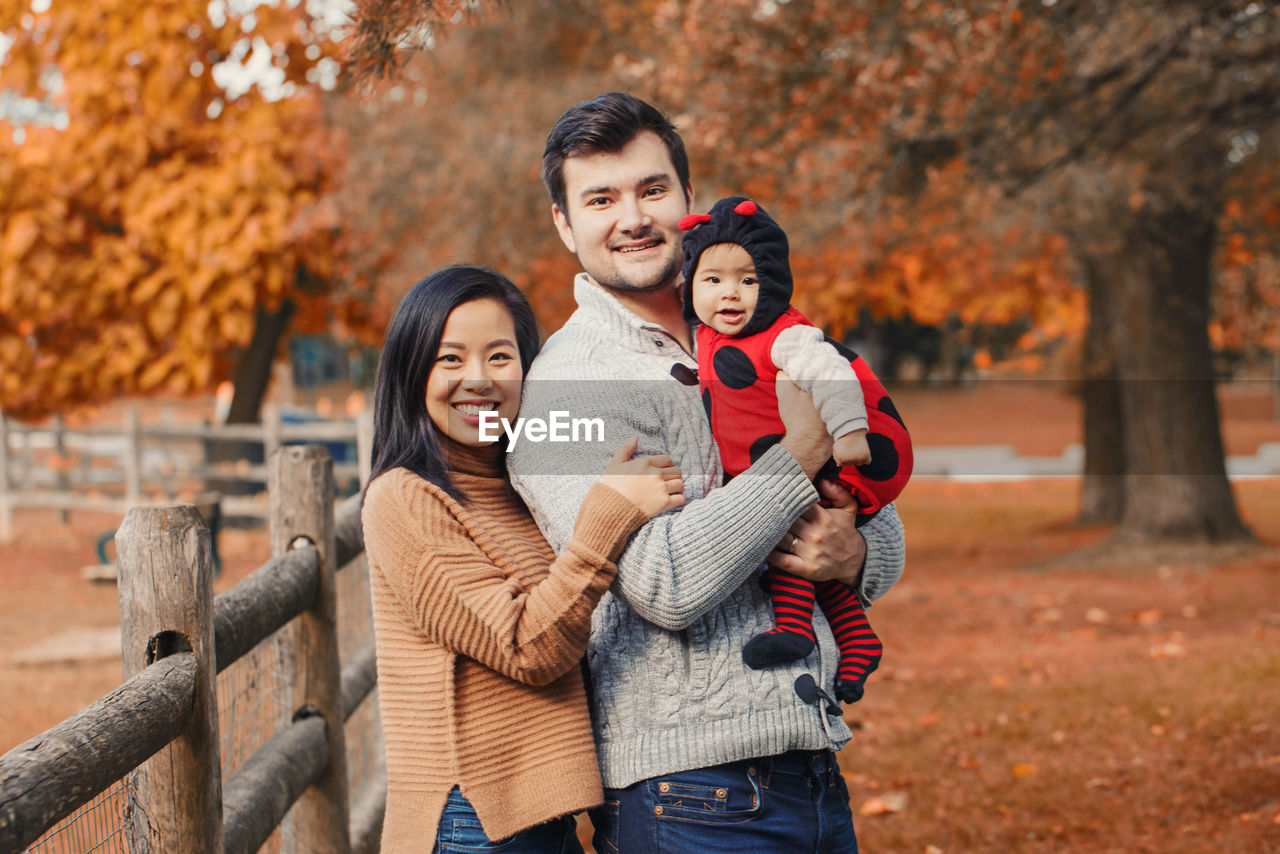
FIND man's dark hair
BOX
[542,92,691,217]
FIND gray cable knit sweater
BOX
[509,274,906,789]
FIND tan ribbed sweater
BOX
[361,437,647,852]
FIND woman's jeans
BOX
[590,750,858,854]
[433,787,584,854]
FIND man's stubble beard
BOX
[588,251,683,296]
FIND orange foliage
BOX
[0,0,375,421]
[1214,169,1280,353]
[593,0,1085,355]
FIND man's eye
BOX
[587,197,610,207]
[644,186,666,197]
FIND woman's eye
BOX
[490,352,514,362]
[436,354,461,364]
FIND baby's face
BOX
[691,243,759,335]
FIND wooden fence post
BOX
[116,505,223,853]
[263,402,282,462]
[269,446,351,853]
[0,413,11,543]
[125,406,143,509]
[52,414,68,524]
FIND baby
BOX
[680,196,913,703]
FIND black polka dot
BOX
[816,457,842,482]
[877,396,906,429]
[856,433,899,482]
[713,345,758,390]
[701,388,713,423]
[670,363,698,386]
[748,433,784,463]
[824,336,860,362]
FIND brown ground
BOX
[3,384,1278,853]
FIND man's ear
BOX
[685,183,695,213]
[552,204,577,254]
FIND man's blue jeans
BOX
[590,750,858,853]
[433,787,584,854]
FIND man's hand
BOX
[767,479,866,587]
[776,371,833,479]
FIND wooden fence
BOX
[0,407,374,540]
[0,446,384,853]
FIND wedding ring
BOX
[790,534,800,552]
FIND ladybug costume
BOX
[680,197,913,703]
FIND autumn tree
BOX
[0,0,380,423]
[331,1,647,332]
[347,1,1280,544]
[598,1,1280,543]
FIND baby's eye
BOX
[743,277,758,287]
[704,275,720,284]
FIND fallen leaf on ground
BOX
[1130,608,1163,626]
[1149,641,1187,659]
[859,791,908,816]
[1011,763,1039,777]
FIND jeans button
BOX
[715,788,728,798]
[659,782,670,793]
[654,805,664,816]
[748,767,757,777]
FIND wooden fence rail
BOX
[0,446,381,854]
[0,407,374,539]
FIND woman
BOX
[362,266,684,853]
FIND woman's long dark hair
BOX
[368,265,540,501]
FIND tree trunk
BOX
[227,299,297,425]
[1107,201,1251,543]
[1078,252,1126,523]
[206,300,297,498]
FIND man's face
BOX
[552,131,692,295]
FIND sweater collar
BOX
[571,273,695,357]
[441,433,504,478]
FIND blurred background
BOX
[1,1,1278,852]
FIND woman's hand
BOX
[776,370,833,479]
[601,435,686,519]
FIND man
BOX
[508,92,905,853]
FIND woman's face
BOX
[425,298,523,447]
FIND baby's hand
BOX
[834,430,871,467]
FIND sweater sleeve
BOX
[854,501,906,607]
[362,472,649,687]
[772,325,867,439]
[510,383,819,631]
